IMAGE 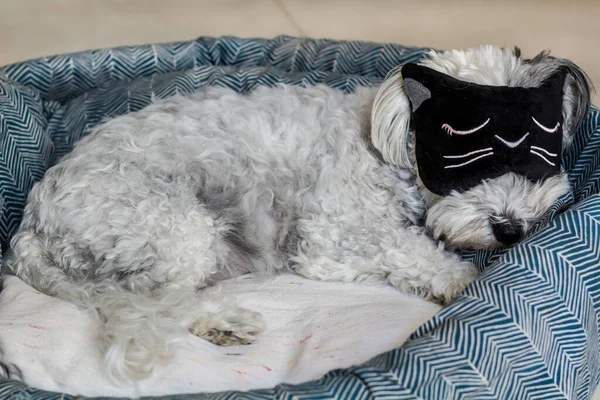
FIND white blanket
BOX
[0,273,440,397]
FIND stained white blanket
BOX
[0,273,440,397]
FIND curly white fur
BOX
[7,45,592,383]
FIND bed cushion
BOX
[0,35,599,399]
[0,272,441,397]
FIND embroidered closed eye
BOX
[441,118,490,135]
[532,117,560,133]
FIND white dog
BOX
[7,45,592,382]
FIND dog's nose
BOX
[491,221,523,246]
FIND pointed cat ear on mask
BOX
[520,50,595,148]
[403,78,431,111]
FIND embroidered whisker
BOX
[445,152,494,169]
[443,147,493,159]
[530,150,556,166]
[530,145,557,157]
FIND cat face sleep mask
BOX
[401,62,567,196]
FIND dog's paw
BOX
[429,261,478,305]
[189,308,265,346]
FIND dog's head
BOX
[371,46,594,249]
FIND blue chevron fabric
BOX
[0,35,599,400]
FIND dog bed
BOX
[0,35,599,399]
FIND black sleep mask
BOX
[401,63,567,196]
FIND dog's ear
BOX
[523,51,595,147]
[371,67,431,168]
[560,59,595,147]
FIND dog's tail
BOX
[8,230,199,382]
[92,288,200,382]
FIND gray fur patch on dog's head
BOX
[512,50,595,146]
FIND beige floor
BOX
[1,0,599,104]
[1,0,599,398]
